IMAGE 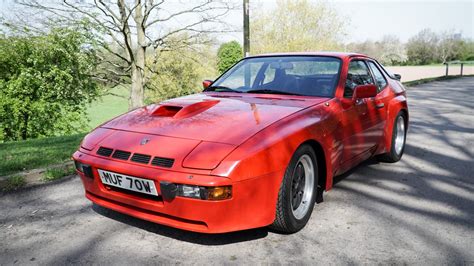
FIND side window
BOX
[344,60,374,98]
[368,61,387,92]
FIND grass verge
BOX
[403,74,474,86]
[86,85,129,130]
[0,134,84,176]
[2,175,26,191]
[43,165,76,182]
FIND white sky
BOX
[223,0,474,43]
[0,0,472,44]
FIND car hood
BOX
[100,92,328,145]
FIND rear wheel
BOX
[270,144,318,233]
[378,112,407,163]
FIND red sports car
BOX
[73,52,408,233]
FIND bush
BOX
[217,41,243,74]
[0,28,99,141]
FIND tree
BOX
[438,31,463,63]
[406,29,439,65]
[250,0,346,54]
[217,41,243,73]
[347,35,407,65]
[12,0,235,110]
[460,39,474,61]
[146,36,218,102]
[0,29,99,141]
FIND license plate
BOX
[98,169,158,196]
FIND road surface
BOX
[1,77,473,265]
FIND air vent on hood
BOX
[152,105,183,117]
[97,147,113,157]
[131,153,152,164]
[151,100,220,119]
[151,156,174,168]
[112,150,131,160]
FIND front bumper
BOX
[73,151,282,233]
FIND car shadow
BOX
[91,203,269,245]
[332,158,380,186]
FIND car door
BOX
[366,60,391,145]
[340,59,379,165]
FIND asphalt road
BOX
[1,77,473,265]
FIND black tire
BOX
[377,112,407,163]
[270,144,318,233]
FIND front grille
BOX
[112,150,131,160]
[151,157,174,168]
[99,147,174,168]
[131,153,152,164]
[97,147,113,157]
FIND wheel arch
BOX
[383,97,409,154]
[301,139,328,200]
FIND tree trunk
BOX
[130,62,144,109]
[21,112,29,140]
[129,0,146,110]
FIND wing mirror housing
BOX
[394,74,401,81]
[202,80,213,89]
[353,84,377,100]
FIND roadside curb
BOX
[0,161,75,192]
[0,174,78,196]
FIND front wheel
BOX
[270,144,318,233]
[378,112,407,163]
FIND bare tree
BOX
[13,0,236,109]
[250,0,346,54]
[438,31,463,64]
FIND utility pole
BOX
[243,0,250,57]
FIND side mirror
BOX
[394,74,401,81]
[202,80,213,89]
[353,84,377,100]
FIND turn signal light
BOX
[204,186,232,201]
[175,184,232,201]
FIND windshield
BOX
[208,56,341,97]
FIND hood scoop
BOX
[151,100,219,119]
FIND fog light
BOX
[74,160,86,172]
[175,184,232,200]
[74,160,93,178]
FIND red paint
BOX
[353,84,378,99]
[202,79,213,89]
[73,52,408,233]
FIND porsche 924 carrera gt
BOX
[73,52,408,233]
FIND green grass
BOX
[392,63,474,67]
[0,134,84,176]
[403,74,474,87]
[86,85,129,130]
[43,165,76,181]
[2,175,26,191]
[0,86,128,176]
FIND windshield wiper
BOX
[246,89,301,96]
[207,86,242,93]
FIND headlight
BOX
[177,184,232,201]
[160,182,232,201]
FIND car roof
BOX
[246,51,370,60]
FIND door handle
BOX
[375,103,385,109]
